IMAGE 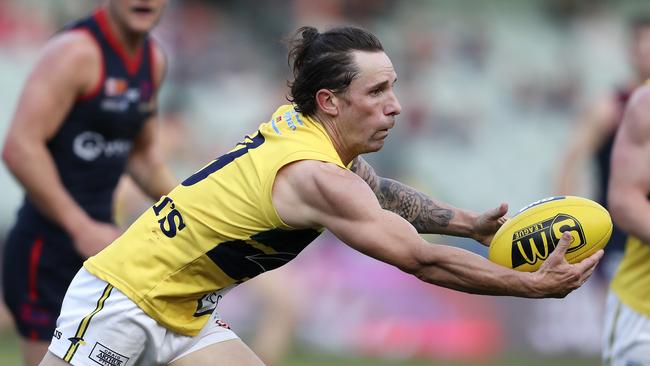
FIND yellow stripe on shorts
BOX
[63,284,113,362]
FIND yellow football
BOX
[488,196,612,272]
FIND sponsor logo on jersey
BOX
[89,342,129,366]
[215,319,231,329]
[270,108,305,135]
[511,213,585,268]
[105,78,128,96]
[194,292,223,317]
[73,131,132,161]
[284,111,297,130]
[102,77,148,112]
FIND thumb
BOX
[487,203,508,219]
[550,231,572,260]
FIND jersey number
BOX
[156,132,264,238]
[181,132,265,186]
[152,196,186,238]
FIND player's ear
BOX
[315,89,338,117]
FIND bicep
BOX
[327,201,424,272]
[298,163,424,272]
[609,104,650,199]
[608,88,650,234]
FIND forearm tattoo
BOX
[350,157,453,233]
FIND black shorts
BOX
[2,217,84,341]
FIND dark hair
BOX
[287,26,384,117]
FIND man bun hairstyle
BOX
[287,26,384,117]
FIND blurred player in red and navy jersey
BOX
[1,1,175,365]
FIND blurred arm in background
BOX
[608,85,650,243]
[554,94,620,196]
[125,42,176,201]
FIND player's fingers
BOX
[488,203,509,219]
[573,260,599,290]
[574,249,604,273]
[581,262,598,282]
[550,231,572,260]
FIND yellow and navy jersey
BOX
[611,237,650,316]
[609,80,650,316]
[84,105,346,336]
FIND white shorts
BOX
[603,291,650,366]
[48,268,238,365]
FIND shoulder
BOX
[621,85,650,143]
[280,159,369,205]
[283,160,360,186]
[42,30,101,66]
[273,159,377,228]
[24,30,101,94]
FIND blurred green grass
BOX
[0,330,599,366]
[0,330,21,366]
[283,347,600,366]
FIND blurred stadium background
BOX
[0,0,645,364]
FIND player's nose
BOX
[385,91,401,117]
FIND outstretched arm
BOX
[350,156,506,244]
[273,160,602,298]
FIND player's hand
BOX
[531,232,604,298]
[70,219,121,258]
[471,203,508,246]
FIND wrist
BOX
[61,210,93,239]
[459,209,480,240]
[520,271,544,298]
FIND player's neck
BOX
[105,10,146,56]
[315,114,355,166]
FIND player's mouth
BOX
[131,6,154,15]
[376,130,389,139]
